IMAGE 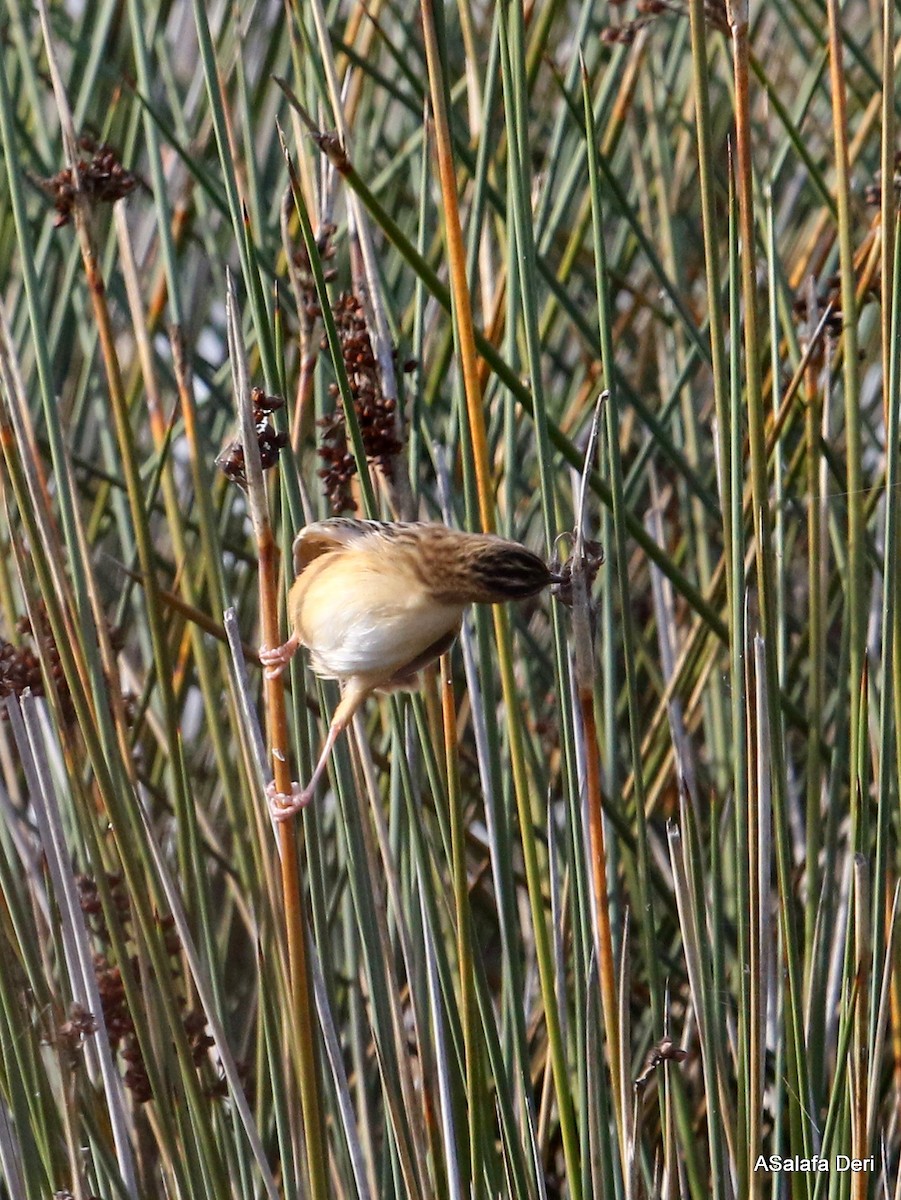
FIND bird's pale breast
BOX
[289,551,464,682]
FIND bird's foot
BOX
[259,635,300,679]
[266,778,314,822]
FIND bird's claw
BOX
[259,636,299,679]
[266,778,313,822]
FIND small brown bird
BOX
[260,518,555,819]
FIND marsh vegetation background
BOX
[0,0,899,1197]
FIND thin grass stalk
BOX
[125,0,234,615]
[727,0,813,1172]
[724,157,752,1195]
[537,37,666,350]
[340,6,381,130]
[750,49,834,211]
[435,454,538,1174]
[124,0,183,328]
[826,0,866,842]
[112,203,240,1011]
[866,885,900,1146]
[466,24,504,390]
[791,27,901,284]
[648,526,730,1194]
[418,0,494,529]
[418,877,464,1200]
[645,500,696,805]
[281,196,320,455]
[342,711,435,1199]
[0,320,92,729]
[307,942,374,1200]
[460,607,531,1015]
[8,697,138,1198]
[641,47,728,789]
[585,959,615,1199]
[225,277,328,1200]
[0,1101,27,1200]
[496,4,561,548]
[407,102,431,495]
[583,143,710,371]
[707,794,732,1185]
[440,651,480,1196]
[168,341,266,895]
[764,200,787,693]
[616,922,634,1200]
[499,0,585,933]
[882,9,897,418]
[467,929,540,1199]
[809,961,858,1200]
[581,35,664,1092]
[875,49,901,1053]
[868,555,895,1130]
[419,3,582,1193]
[341,727,433,1190]
[579,623,622,1152]
[0,991,46,1197]
[282,697,433,1193]
[880,181,901,900]
[891,307,901,825]
[851,855,870,1199]
[188,1,278,386]
[769,924,788,1172]
[532,3,596,249]
[748,636,769,1198]
[802,277,826,971]
[232,684,297,1158]
[233,32,264,247]
[667,818,717,1196]
[546,807,573,1153]
[498,10,594,1183]
[564,389,626,1170]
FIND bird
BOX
[259,518,557,820]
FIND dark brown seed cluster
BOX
[317,292,403,513]
[601,0,726,43]
[217,386,289,489]
[55,1002,98,1055]
[293,222,337,336]
[77,873,221,1103]
[0,639,43,705]
[312,131,351,175]
[40,135,138,228]
[317,409,357,513]
[1,607,74,723]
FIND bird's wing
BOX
[292,518,383,576]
